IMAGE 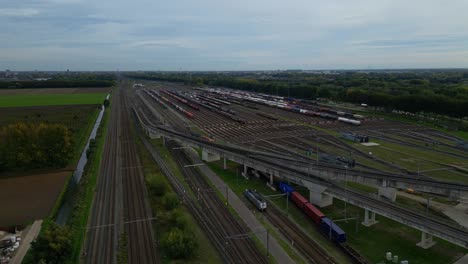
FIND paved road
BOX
[186,149,295,264]
[10,220,43,264]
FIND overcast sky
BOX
[1,0,468,71]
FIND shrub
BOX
[161,228,198,259]
[162,193,179,211]
[146,174,167,197]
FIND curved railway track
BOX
[139,135,268,263]
[167,141,268,263]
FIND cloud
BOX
[0,8,39,17]
[1,0,468,70]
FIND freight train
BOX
[244,189,267,211]
[150,90,194,119]
[279,182,346,243]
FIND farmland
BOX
[0,87,109,226]
[0,93,107,107]
[0,170,70,226]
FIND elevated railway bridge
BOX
[133,107,468,249]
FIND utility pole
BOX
[344,165,348,220]
[316,136,319,164]
[226,185,229,206]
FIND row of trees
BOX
[146,172,198,260]
[0,122,73,171]
[126,71,468,117]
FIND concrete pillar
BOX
[378,187,397,202]
[303,182,333,207]
[201,148,220,162]
[241,164,249,179]
[269,173,274,185]
[149,130,161,139]
[361,209,378,227]
[416,232,436,249]
[223,157,227,170]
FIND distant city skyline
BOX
[1,0,468,71]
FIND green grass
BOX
[0,93,107,107]
[207,160,468,264]
[205,159,353,264]
[138,138,221,264]
[67,105,110,264]
[320,200,467,264]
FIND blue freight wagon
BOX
[279,182,295,195]
[320,217,346,243]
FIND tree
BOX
[161,228,198,259]
[0,122,73,171]
[163,193,179,210]
[28,223,73,264]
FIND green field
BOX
[204,160,467,264]
[0,93,106,107]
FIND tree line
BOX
[0,122,73,171]
[126,71,468,118]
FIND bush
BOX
[168,210,189,230]
[146,174,167,197]
[161,228,198,259]
[162,193,179,211]
[26,222,73,264]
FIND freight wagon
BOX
[278,182,347,243]
[341,132,369,143]
[321,217,346,243]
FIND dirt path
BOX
[10,220,43,264]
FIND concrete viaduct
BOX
[133,108,468,249]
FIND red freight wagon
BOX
[304,203,325,224]
[291,191,308,210]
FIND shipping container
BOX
[304,203,325,224]
[279,182,295,195]
[320,217,346,243]
[291,191,308,209]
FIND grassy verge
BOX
[67,105,110,264]
[320,199,467,264]
[206,159,468,264]
[71,107,101,162]
[22,104,110,264]
[205,159,352,264]
[137,137,221,263]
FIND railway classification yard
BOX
[79,79,468,264]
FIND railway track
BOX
[120,84,159,263]
[167,141,268,263]
[139,134,268,263]
[263,202,338,264]
[85,84,121,264]
[85,82,159,264]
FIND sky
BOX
[1,0,468,71]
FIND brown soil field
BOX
[0,87,111,95]
[0,170,70,225]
